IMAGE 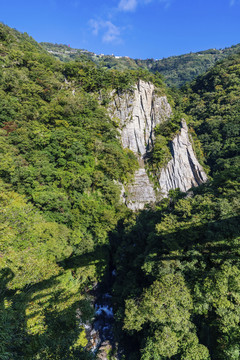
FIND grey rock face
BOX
[109,80,172,156]
[109,80,172,210]
[126,168,158,211]
[109,81,207,210]
[158,120,208,196]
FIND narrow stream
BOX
[82,268,118,358]
[94,292,114,344]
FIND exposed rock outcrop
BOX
[158,120,208,196]
[126,168,158,211]
[109,80,171,210]
[109,80,172,156]
[109,80,207,210]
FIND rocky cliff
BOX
[109,80,172,156]
[159,120,208,196]
[109,80,207,210]
[109,80,171,210]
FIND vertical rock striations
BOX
[109,80,172,156]
[109,80,207,210]
[126,167,158,211]
[109,80,171,210]
[158,120,208,196]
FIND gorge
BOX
[109,79,207,210]
[0,22,240,360]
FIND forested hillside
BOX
[0,22,240,360]
[41,42,240,87]
[110,54,240,359]
[0,23,142,359]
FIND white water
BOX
[95,305,114,317]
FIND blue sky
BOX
[1,0,240,59]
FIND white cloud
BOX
[89,19,101,36]
[89,0,172,45]
[118,0,138,11]
[118,0,171,12]
[103,21,121,43]
[89,19,122,43]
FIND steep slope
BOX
[109,80,171,155]
[109,80,207,209]
[0,22,139,359]
[111,53,240,360]
[159,119,208,196]
[109,80,171,209]
[2,22,240,360]
[184,53,240,178]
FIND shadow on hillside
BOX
[58,244,110,271]
[0,247,109,359]
[108,212,240,358]
[113,212,240,259]
[108,212,240,300]
[151,214,240,258]
[1,213,240,359]
[0,268,93,359]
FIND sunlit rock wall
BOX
[109,80,207,210]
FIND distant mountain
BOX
[41,42,240,87]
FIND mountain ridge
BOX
[41,41,240,87]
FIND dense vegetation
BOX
[183,54,240,177]
[110,53,240,360]
[41,42,240,87]
[0,23,142,359]
[1,23,240,360]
